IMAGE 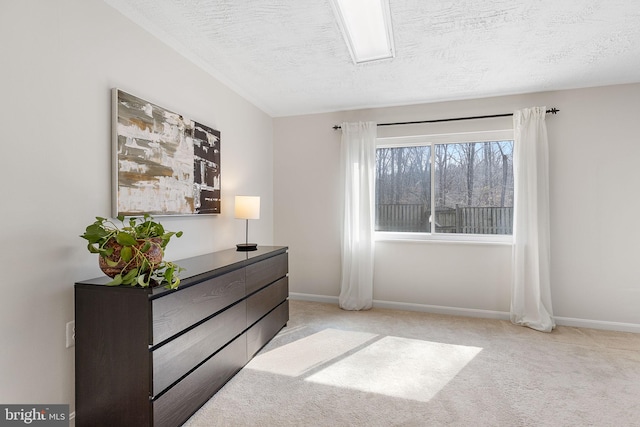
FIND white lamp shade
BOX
[235,196,260,220]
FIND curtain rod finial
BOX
[333,125,342,130]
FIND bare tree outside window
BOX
[375,140,514,235]
[376,146,431,232]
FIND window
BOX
[375,131,514,240]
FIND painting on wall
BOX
[112,89,221,216]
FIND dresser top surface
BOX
[75,245,288,297]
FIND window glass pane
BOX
[375,146,431,232]
[434,141,513,235]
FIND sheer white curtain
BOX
[338,121,377,310]
[511,107,555,332]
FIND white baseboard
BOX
[289,292,339,304]
[554,316,640,334]
[373,299,511,320]
[288,293,640,333]
[288,293,509,319]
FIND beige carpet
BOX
[183,300,640,426]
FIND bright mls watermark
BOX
[0,405,68,426]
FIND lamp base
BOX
[236,243,258,251]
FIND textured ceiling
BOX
[105,0,640,117]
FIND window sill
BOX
[375,232,513,245]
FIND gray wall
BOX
[0,0,274,411]
[274,83,640,331]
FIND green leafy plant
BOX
[80,214,184,289]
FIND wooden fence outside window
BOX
[376,204,513,235]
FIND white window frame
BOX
[375,130,514,244]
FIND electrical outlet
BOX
[66,321,75,348]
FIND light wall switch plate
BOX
[66,321,75,348]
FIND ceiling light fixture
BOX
[330,0,395,64]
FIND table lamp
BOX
[235,195,260,251]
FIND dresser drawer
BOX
[246,253,288,295]
[152,333,248,427]
[246,277,288,327]
[151,269,245,344]
[247,300,289,358]
[152,301,247,396]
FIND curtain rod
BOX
[332,108,560,130]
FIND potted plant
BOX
[80,214,184,289]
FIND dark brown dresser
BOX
[75,246,289,427]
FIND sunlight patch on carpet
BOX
[247,328,482,403]
[247,328,377,376]
[306,335,482,402]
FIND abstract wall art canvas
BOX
[112,89,221,216]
